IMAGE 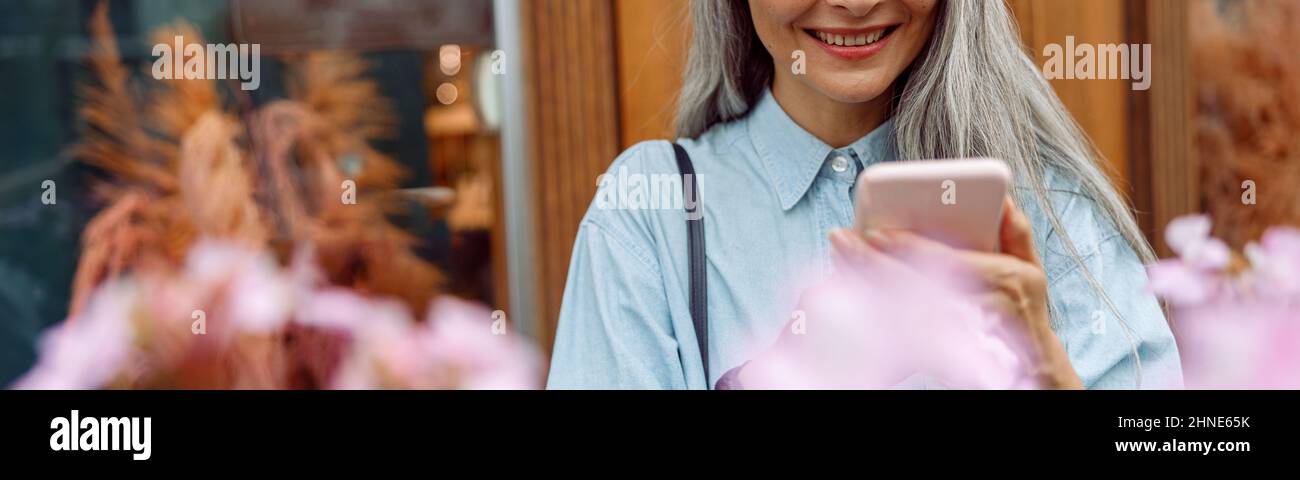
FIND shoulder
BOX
[582,121,748,217]
[605,139,680,176]
[574,141,676,264]
[602,118,749,172]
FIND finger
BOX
[999,196,1041,266]
[867,229,1002,284]
[973,292,1019,322]
[901,243,1041,298]
[864,228,1045,301]
[864,228,957,261]
[830,228,920,278]
[830,228,877,270]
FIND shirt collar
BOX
[746,89,896,211]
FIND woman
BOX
[547,0,1181,389]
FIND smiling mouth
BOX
[805,25,899,47]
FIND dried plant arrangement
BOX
[16,1,533,391]
[69,1,442,318]
[1192,0,1300,247]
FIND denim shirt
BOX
[547,89,1182,390]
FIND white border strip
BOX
[492,0,538,340]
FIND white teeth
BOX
[814,28,888,47]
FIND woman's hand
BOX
[831,196,1083,389]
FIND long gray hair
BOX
[677,0,1155,385]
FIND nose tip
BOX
[825,0,883,17]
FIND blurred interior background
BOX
[0,0,1296,385]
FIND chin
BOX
[804,75,893,104]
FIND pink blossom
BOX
[1146,260,1223,306]
[1147,215,1237,306]
[1177,300,1300,389]
[16,239,543,390]
[14,282,137,389]
[742,254,1034,389]
[1164,215,1231,270]
[417,297,541,390]
[1245,226,1300,296]
[186,241,295,333]
[1149,215,1300,389]
[307,290,541,390]
[302,290,422,389]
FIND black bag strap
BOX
[671,143,709,387]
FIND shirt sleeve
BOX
[545,219,689,389]
[1047,233,1184,389]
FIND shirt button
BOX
[831,155,850,173]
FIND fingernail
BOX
[864,229,890,249]
[829,228,852,253]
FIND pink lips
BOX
[807,26,897,61]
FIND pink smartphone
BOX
[852,158,1011,252]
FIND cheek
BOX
[897,0,940,57]
[901,0,940,38]
[749,0,812,49]
[902,0,939,16]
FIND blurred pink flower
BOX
[418,297,541,389]
[1176,300,1300,389]
[1148,215,1233,306]
[742,255,1034,389]
[14,282,136,389]
[1245,226,1300,296]
[321,293,540,390]
[300,289,421,388]
[1146,261,1222,306]
[16,239,542,390]
[1148,215,1300,389]
[186,241,296,333]
[1165,214,1231,269]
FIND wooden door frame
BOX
[1126,0,1198,257]
[518,0,623,356]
